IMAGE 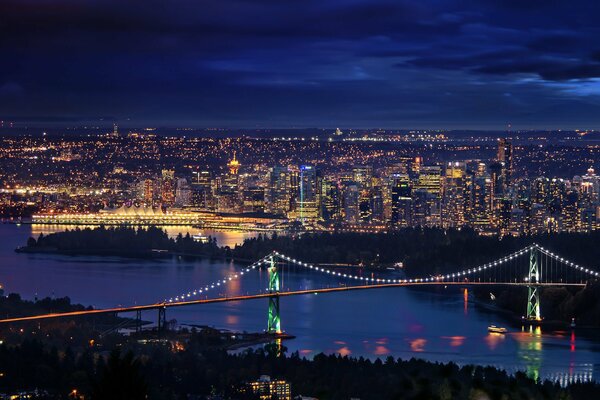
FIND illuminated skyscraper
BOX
[414,165,442,226]
[143,178,153,205]
[343,183,360,223]
[391,174,412,226]
[353,165,373,190]
[298,165,321,222]
[174,178,192,207]
[267,166,291,216]
[497,138,513,186]
[321,178,341,221]
[161,169,175,206]
[443,162,466,228]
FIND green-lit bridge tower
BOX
[526,246,541,321]
[267,255,281,334]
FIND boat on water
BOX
[488,325,507,334]
[192,233,210,244]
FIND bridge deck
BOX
[0,281,585,324]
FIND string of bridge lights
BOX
[533,244,600,278]
[164,244,599,303]
[164,255,272,303]
[270,246,535,284]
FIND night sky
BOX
[2,0,600,129]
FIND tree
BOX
[91,350,147,400]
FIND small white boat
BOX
[488,325,507,334]
[192,233,210,244]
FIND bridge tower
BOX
[267,254,281,334]
[526,246,541,321]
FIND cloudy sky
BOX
[2,0,600,129]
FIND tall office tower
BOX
[496,198,512,236]
[411,189,430,227]
[488,162,505,228]
[532,177,550,205]
[142,178,154,205]
[191,170,213,209]
[352,165,373,190]
[442,162,466,228]
[298,165,321,223]
[411,156,423,176]
[497,138,513,186]
[343,183,360,223]
[242,187,265,213]
[161,169,176,206]
[217,174,241,213]
[267,166,291,216]
[321,178,341,221]
[414,165,442,226]
[466,174,492,232]
[174,178,192,207]
[370,188,385,223]
[391,174,412,227]
[548,178,567,215]
[515,180,532,234]
[581,166,600,207]
[358,189,372,222]
[561,191,579,232]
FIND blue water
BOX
[1,224,599,384]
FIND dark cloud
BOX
[1,0,600,128]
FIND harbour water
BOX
[1,224,599,384]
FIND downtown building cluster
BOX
[130,139,600,236]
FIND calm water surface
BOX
[1,224,599,384]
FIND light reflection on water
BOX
[2,224,600,383]
[29,224,261,249]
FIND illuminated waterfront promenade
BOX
[30,205,286,232]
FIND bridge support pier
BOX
[135,310,142,333]
[267,255,281,334]
[157,307,166,331]
[526,247,541,321]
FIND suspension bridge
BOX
[0,244,597,332]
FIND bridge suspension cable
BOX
[163,244,599,304]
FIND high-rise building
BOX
[343,183,360,223]
[245,376,291,400]
[267,166,291,216]
[242,187,265,213]
[414,165,442,226]
[298,165,321,222]
[352,165,373,190]
[391,174,412,226]
[497,138,513,186]
[174,178,192,207]
[321,178,341,221]
[161,169,175,206]
[443,162,466,228]
[191,171,213,209]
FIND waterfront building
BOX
[246,375,291,400]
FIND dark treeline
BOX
[24,226,222,258]
[231,228,600,278]
[24,227,600,278]
[2,339,600,400]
